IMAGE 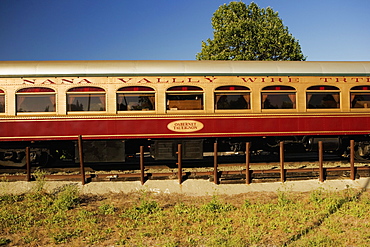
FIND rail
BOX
[1,137,369,184]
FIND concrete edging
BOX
[1,178,370,196]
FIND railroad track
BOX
[1,160,369,185]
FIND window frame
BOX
[117,86,156,112]
[16,87,56,114]
[306,85,340,110]
[0,89,4,113]
[350,85,370,110]
[66,86,106,113]
[166,86,204,112]
[261,85,297,110]
[214,85,251,111]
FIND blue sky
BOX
[0,0,369,61]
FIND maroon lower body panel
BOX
[0,114,369,141]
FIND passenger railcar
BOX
[0,60,370,166]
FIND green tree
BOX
[196,1,305,61]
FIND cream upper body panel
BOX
[0,61,370,117]
[0,60,369,77]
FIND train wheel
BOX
[354,142,370,162]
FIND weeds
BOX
[120,197,161,220]
[32,169,48,193]
[201,195,236,213]
[52,184,80,211]
[0,237,10,246]
[98,203,116,215]
[277,190,292,207]
[52,229,82,244]
[0,188,367,246]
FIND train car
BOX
[0,60,370,166]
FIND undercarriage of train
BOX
[1,135,370,167]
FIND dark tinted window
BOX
[16,87,55,113]
[67,87,105,111]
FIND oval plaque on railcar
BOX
[167,120,204,132]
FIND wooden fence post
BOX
[318,141,324,182]
[26,147,31,182]
[140,146,145,185]
[350,140,356,180]
[78,135,86,185]
[280,141,285,182]
[246,142,251,184]
[177,144,182,184]
[214,142,218,184]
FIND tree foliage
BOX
[196,1,306,61]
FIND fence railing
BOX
[1,136,369,185]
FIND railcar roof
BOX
[0,60,369,77]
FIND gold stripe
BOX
[1,113,370,122]
[0,129,369,140]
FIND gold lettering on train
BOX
[351,78,363,82]
[241,77,300,83]
[78,79,92,84]
[23,79,36,84]
[289,77,300,83]
[173,78,182,83]
[117,78,132,83]
[241,78,257,82]
[137,78,152,83]
[320,78,332,82]
[270,78,283,83]
[17,76,370,85]
[187,78,200,83]
[336,78,347,82]
[204,78,217,82]
[156,78,168,83]
[61,79,74,84]
[41,79,56,84]
[172,78,184,83]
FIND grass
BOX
[0,183,369,246]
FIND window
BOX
[0,89,4,113]
[350,86,370,108]
[307,86,340,109]
[261,86,296,109]
[117,86,155,111]
[16,87,55,113]
[166,86,203,110]
[67,87,105,112]
[215,86,250,110]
